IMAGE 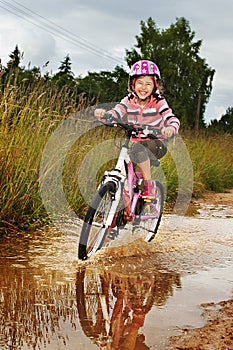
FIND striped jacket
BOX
[108,93,180,139]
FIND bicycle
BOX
[76,264,181,349]
[78,115,165,260]
[76,266,157,349]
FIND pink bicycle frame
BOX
[123,160,160,221]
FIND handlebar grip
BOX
[101,113,114,121]
[101,113,116,126]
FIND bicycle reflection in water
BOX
[76,265,181,349]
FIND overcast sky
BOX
[0,0,232,124]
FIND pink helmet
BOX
[129,59,161,93]
[130,59,161,80]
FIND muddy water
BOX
[0,203,233,350]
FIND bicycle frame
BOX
[126,157,161,222]
[100,143,129,225]
[78,118,165,260]
[100,135,160,226]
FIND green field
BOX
[1,85,233,233]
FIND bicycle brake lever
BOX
[101,113,118,127]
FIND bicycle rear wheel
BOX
[133,180,164,242]
[78,181,118,260]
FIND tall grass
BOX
[62,128,233,217]
[1,82,233,233]
[0,81,82,232]
[182,130,233,196]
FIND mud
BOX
[167,190,233,350]
[0,190,233,349]
[80,190,233,349]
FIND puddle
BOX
[144,265,233,349]
[0,202,233,349]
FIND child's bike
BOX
[78,115,165,260]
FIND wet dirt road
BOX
[0,197,233,349]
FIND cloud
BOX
[0,0,233,123]
[214,106,226,120]
[0,15,56,68]
[21,32,56,68]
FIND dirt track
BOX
[168,190,233,350]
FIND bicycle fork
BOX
[104,183,122,228]
[100,145,129,228]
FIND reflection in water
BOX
[0,229,181,349]
[0,263,78,349]
[76,265,181,350]
[1,205,233,349]
[0,229,78,349]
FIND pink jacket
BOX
[108,93,180,139]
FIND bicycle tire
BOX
[78,181,117,260]
[76,268,108,339]
[133,180,164,242]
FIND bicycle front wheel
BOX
[78,181,118,260]
[76,268,108,338]
[133,180,164,242]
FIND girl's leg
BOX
[138,159,151,180]
[129,142,156,199]
[138,159,156,199]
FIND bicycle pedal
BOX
[108,229,118,240]
[144,198,157,203]
[143,198,152,202]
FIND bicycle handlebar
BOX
[100,113,162,139]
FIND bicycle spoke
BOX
[79,182,119,260]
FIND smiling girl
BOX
[95,60,180,200]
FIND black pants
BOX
[128,139,167,163]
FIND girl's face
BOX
[134,76,155,100]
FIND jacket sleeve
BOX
[107,96,129,119]
[158,98,180,134]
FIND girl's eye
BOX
[136,80,153,88]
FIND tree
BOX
[7,45,22,70]
[208,107,233,134]
[1,45,23,87]
[76,65,128,104]
[125,17,215,128]
[58,54,73,77]
[52,54,76,90]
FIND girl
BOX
[95,59,180,200]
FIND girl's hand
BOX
[161,126,176,138]
[94,108,106,120]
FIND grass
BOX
[0,81,82,232]
[1,82,233,233]
[183,130,233,195]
